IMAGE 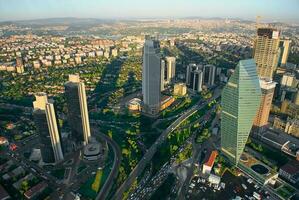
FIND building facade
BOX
[165,56,176,83]
[190,70,203,92]
[33,93,64,163]
[221,59,261,165]
[253,79,276,128]
[278,40,291,67]
[65,74,91,145]
[142,39,161,115]
[253,28,281,79]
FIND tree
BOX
[108,130,113,138]
[20,180,29,194]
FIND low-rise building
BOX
[83,142,103,161]
[279,160,299,184]
[273,117,299,138]
[160,96,175,111]
[127,98,142,111]
[24,181,48,200]
[0,184,10,200]
[173,83,187,96]
[203,150,218,174]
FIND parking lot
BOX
[187,171,271,200]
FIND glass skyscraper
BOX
[221,59,261,165]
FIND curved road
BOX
[112,92,220,200]
[94,131,122,200]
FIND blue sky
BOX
[0,0,298,22]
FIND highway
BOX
[112,91,220,200]
[94,131,122,200]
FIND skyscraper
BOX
[203,64,216,87]
[190,70,203,92]
[161,59,165,91]
[253,79,276,129]
[164,56,176,84]
[65,74,91,145]
[253,28,281,79]
[142,39,161,116]
[221,59,261,165]
[33,93,64,163]
[278,40,291,67]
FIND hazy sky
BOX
[0,0,299,22]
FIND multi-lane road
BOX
[112,89,221,200]
[94,130,122,200]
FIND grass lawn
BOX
[79,177,97,199]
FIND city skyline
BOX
[0,0,299,23]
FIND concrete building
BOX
[0,184,10,200]
[164,56,176,83]
[253,79,276,129]
[203,64,216,87]
[253,28,281,79]
[202,151,218,174]
[142,39,161,116]
[83,142,103,161]
[160,59,165,91]
[190,69,203,92]
[33,93,64,163]
[221,59,261,165]
[295,90,299,106]
[173,83,187,96]
[281,73,297,88]
[65,74,91,145]
[273,117,299,138]
[186,64,201,86]
[127,98,142,111]
[111,48,118,57]
[280,100,299,118]
[278,40,291,67]
[279,160,299,184]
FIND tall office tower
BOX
[294,90,299,106]
[142,39,161,115]
[253,79,276,129]
[33,93,64,163]
[190,70,203,92]
[186,64,196,86]
[221,59,261,165]
[253,28,281,79]
[65,74,91,145]
[278,40,291,67]
[164,57,176,83]
[203,64,216,87]
[160,59,165,91]
[186,64,202,86]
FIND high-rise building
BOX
[253,79,276,128]
[161,59,165,91]
[294,90,299,106]
[203,64,216,87]
[190,70,203,92]
[186,64,202,86]
[221,59,261,165]
[253,28,281,79]
[281,73,296,88]
[65,74,91,145]
[164,57,176,83]
[142,39,161,115]
[278,40,291,67]
[33,93,64,163]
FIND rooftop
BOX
[204,150,218,167]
